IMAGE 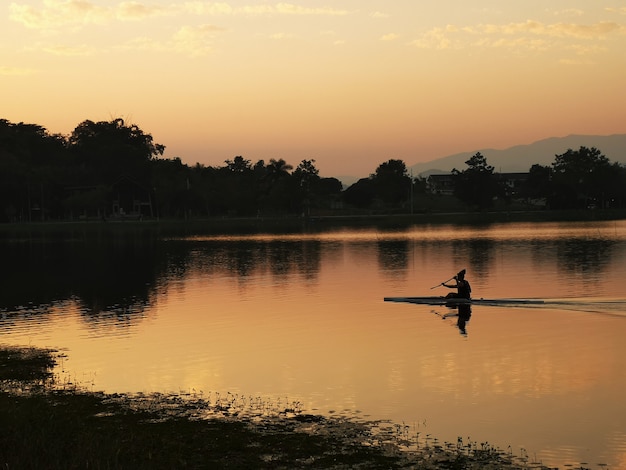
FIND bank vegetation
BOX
[2,118,626,224]
[1,345,569,469]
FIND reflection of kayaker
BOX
[456,304,472,335]
[442,269,471,300]
[440,304,472,335]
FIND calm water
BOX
[2,220,626,469]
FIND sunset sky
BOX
[2,1,625,178]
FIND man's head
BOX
[457,269,466,280]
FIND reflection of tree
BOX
[466,239,495,279]
[0,242,72,311]
[186,240,323,284]
[555,239,614,281]
[448,238,496,281]
[377,240,409,276]
[297,241,323,280]
[72,235,163,318]
[0,232,168,325]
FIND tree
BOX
[151,157,191,218]
[292,159,320,215]
[293,159,319,186]
[68,118,165,185]
[225,156,251,173]
[520,164,552,204]
[452,152,502,209]
[343,177,376,208]
[265,158,293,180]
[258,158,294,214]
[372,159,410,205]
[0,120,68,221]
[216,156,261,216]
[550,146,613,209]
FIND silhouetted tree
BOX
[315,177,343,208]
[215,156,260,216]
[520,164,552,204]
[0,120,68,221]
[343,177,376,208]
[151,157,192,218]
[452,152,502,209]
[5,115,626,221]
[371,159,410,205]
[293,159,319,185]
[68,118,164,186]
[225,156,251,173]
[293,159,320,215]
[550,146,613,209]
[258,158,294,214]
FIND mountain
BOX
[409,134,626,176]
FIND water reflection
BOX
[0,235,163,320]
[464,239,496,280]
[455,304,472,336]
[377,240,410,274]
[1,221,626,469]
[186,239,323,284]
[435,304,473,336]
[556,239,614,280]
[1,223,625,326]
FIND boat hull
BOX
[384,296,544,306]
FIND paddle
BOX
[430,269,466,290]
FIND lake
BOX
[2,219,626,469]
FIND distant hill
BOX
[409,134,626,177]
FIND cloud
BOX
[182,2,234,16]
[181,1,348,17]
[411,20,626,51]
[235,3,348,16]
[8,0,170,29]
[473,36,549,52]
[171,24,220,56]
[370,11,390,19]
[565,43,607,56]
[9,0,110,29]
[123,24,224,57]
[483,20,624,39]
[409,26,458,50]
[380,33,399,42]
[0,65,35,76]
[40,44,94,56]
[559,57,594,66]
[550,8,585,17]
[270,32,293,40]
[9,1,349,30]
[606,7,626,15]
[116,1,169,20]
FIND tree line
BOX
[1,118,625,222]
[451,149,626,210]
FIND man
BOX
[443,269,471,300]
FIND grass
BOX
[0,345,586,469]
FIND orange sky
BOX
[2,1,625,178]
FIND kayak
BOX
[384,296,545,306]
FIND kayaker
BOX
[443,269,471,299]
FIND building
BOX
[427,172,530,198]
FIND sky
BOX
[1,1,626,178]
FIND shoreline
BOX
[0,208,624,238]
[1,345,563,469]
